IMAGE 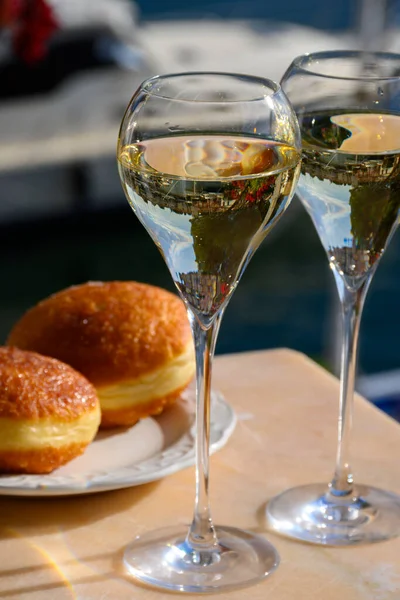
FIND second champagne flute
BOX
[268,51,400,546]
[117,72,301,592]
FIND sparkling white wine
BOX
[118,135,300,320]
[298,112,400,284]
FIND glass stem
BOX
[329,274,371,497]
[186,310,222,550]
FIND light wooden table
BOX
[0,349,399,599]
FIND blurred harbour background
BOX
[1,0,400,417]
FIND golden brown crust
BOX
[0,347,99,420]
[0,443,88,474]
[100,386,187,428]
[8,281,192,388]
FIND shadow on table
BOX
[0,480,159,536]
[0,543,152,599]
[0,545,115,598]
[0,483,160,597]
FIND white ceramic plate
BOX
[0,389,235,496]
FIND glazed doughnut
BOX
[0,347,101,474]
[8,281,195,428]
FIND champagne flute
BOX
[117,72,301,592]
[267,51,400,545]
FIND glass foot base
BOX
[123,525,279,593]
[267,483,400,546]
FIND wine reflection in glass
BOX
[267,51,400,546]
[117,72,301,592]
